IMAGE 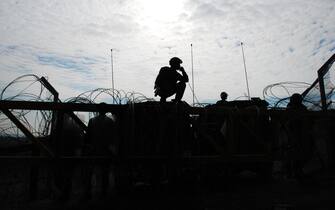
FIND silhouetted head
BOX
[290,93,303,105]
[169,57,182,69]
[98,102,107,115]
[220,92,228,100]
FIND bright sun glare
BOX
[140,0,184,22]
[136,0,185,37]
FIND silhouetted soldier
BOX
[84,103,117,198]
[287,93,307,110]
[154,57,189,102]
[216,91,228,105]
[55,113,84,201]
[285,93,309,179]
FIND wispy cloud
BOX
[37,54,103,74]
[0,43,110,98]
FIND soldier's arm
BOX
[178,67,189,83]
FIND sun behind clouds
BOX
[135,0,186,36]
[139,0,185,22]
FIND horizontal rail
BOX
[0,154,272,165]
[0,100,125,112]
[1,100,335,117]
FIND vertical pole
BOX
[318,71,327,110]
[191,44,195,106]
[241,42,251,100]
[111,49,115,103]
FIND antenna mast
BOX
[191,43,195,106]
[241,42,251,100]
[111,49,115,103]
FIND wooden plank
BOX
[1,100,335,118]
[0,100,125,112]
[1,109,54,157]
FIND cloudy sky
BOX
[0,0,335,104]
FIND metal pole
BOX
[191,44,195,106]
[111,49,115,103]
[318,71,327,110]
[241,42,251,100]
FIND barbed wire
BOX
[263,81,335,110]
[0,75,54,138]
[0,74,156,138]
[1,71,335,138]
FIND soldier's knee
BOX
[177,82,186,89]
